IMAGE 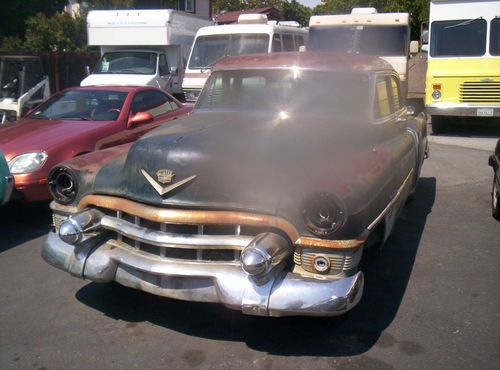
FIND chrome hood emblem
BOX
[141,169,197,196]
[156,169,175,184]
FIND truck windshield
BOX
[490,18,500,56]
[94,52,157,75]
[196,69,369,119]
[188,34,270,69]
[308,25,409,56]
[430,19,487,57]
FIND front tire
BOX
[492,176,500,220]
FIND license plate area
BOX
[477,108,494,117]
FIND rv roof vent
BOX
[278,21,301,27]
[351,7,377,15]
[238,14,268,24]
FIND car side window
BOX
[159,54,169,76]
[272,34,282,52]
[390,76,402,112]
[375,76,391,119]
[282,34,295,51]
[131,90,176,117]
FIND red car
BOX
[0,86,190,202]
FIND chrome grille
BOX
[294,247,362,275]
[101,209,275,263]
[460,81,500,103]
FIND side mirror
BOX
[170,66,178,74]
[128,112,154,127]
[406,106,416,116]
[409,40,419,54]
[421,44,429,53]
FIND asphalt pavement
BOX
[0,125,499,369]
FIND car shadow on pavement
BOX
[0,201,52,253]
[76,177,436,357]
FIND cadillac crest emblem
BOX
[156,169,175,184]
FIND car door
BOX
[96,90,185,150]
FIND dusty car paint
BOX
[42,52,427,316]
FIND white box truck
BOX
[80,9,212,98]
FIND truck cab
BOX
[80,9,211,98]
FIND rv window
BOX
[189,34,270,69]
[490,18,500,56]
[375,76,391,119]
[282,34,295,51]
[390,76,402,112]
[294,35,305,49]
[430,19,487,57]
[272,34,282,52]
[159,54,169,76]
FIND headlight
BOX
[432,90,442,100]
[8,152,48,174]
[48,166,78,204]
[302,193,344,236]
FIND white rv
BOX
[182,14,308,103]
[81,9,212,97]
[308,8,416,93]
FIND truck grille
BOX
[460,81,500,103]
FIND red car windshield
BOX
[29,90,128,121]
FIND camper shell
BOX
[182,14,308,103]
[81,9,211,96]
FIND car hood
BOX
[0,118,113,160]
[92,111,365,215]
[81,74,155,87]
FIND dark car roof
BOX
[213,52,395,74]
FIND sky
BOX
[297,0,323,8]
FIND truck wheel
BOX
[493,177,500,220]
[431,116,446,134]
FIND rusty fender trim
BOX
[75,195,364,250]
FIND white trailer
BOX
[308,8,418,94]
[81,9,212,97]
[182,14,308,103]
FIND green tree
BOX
[24,12,87,53]
[282,0,312,27]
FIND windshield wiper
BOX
[445,17,483,29]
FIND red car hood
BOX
[0,118,115,160]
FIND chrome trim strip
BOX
[367,168,414,231]
[100,215,253,250]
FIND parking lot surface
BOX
[1,128,499,370]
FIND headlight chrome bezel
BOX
[302,193,345,236]
[8,151,48,174]
[48,166,79,205]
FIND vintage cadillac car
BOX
[42,52,428,317]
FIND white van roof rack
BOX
[237,14,268,24]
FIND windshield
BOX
[196,69,369,119]
[308,25,409,56]
[94,52,157,75]
[29,89,128,121]
[430,19,487,57]
[490,18,500,56]
[188,34,270,69]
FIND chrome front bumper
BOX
[42,231,364,317]
[426,104,500,117]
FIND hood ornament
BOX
[156,169,175,184]
[141,168,197,197]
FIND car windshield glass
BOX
[308,25,409,56]
[94,52,157,75]
[29,89,128,121]
[188,34,270,69]
[490,18,500,56]
[196,69,369,119]
[430,19,487,57]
